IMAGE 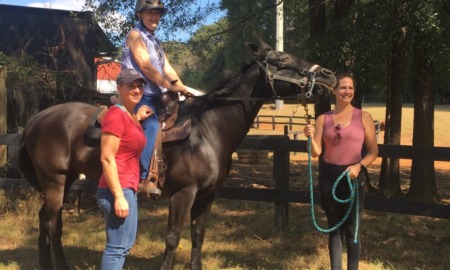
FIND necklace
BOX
[115,104,140,125]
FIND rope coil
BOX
[307,137,359,243]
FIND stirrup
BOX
[139,171,161,198]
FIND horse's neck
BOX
[207,68,265,149]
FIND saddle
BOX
[85,93,192,145]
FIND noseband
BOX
[257,58,321,104]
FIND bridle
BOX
[186,52,332,109]
[257,57,322,105]
[256,55,334,124]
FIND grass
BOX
[1,190,449,270]
[0,103,449,269]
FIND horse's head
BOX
[246,41,336,104]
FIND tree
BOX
[406,0,449,202]
[379,1,408,196]
[309,0,330,117]
[84,0,222,45]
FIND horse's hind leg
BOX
[190,194,214,270]
[39,185,69,270]
[38,204,52,269]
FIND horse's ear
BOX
[258,39,273,52]
[246,41,272,57]
[245,42,261,55]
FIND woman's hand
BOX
[347,163,363,180]
[114,196,129,218]
[304,124,315,138]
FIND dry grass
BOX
[1,193,449,270]
[0,103,449,269]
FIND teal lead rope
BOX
[307,137,359,244]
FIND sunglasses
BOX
[334,124,342,141]
[154,43,163,61]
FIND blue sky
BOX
[1,0,224,41]
[0,0,85,10]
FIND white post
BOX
[275,0,284,110]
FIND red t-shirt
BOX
[98,106,146,191]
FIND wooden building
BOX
[0,4,117,99]
[0,4,119,127]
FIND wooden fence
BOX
[252,115,308,131]
[252,115,381,141]
[1,133,449,230]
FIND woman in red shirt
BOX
[97,68,151,270]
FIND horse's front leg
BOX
[190,193,215,270]
[160,186,197,270]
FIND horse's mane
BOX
[205,61,254,97]
[180,61,255,114]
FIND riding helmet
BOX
[135,0,167,17]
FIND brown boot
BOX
[138,179,161,198]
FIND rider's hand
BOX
[136,105,154,121]
[170,84,194,97]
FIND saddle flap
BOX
[161,119,192,143]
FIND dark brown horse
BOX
[19,41,336,270]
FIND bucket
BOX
[236,150,269,164]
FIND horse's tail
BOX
[18,139,42,192]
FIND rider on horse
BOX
[122,0,194,197]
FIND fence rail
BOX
[252,115,309,131]
[1,133,449,230]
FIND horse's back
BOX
[20,102,101,190]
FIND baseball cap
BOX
[116,68,147,84]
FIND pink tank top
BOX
[323,108,364,165]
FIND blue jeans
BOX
[97,188,138,270]
[135,94,159,180]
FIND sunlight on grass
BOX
[0,261,20,270]
[1,180,449,269]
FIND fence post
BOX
[0,67,6,170]
[253,115,259,128]
[0,67,6,206]
[273,135,290,231]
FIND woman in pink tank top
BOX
[304,73,378,270]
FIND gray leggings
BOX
[319,162,365,270]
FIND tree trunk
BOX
[309,0,326,38]
[0,68,6,171]
[378,4,405,196]
[309,0,330,118]
[334,0,352,18]
[407,42,437,202]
